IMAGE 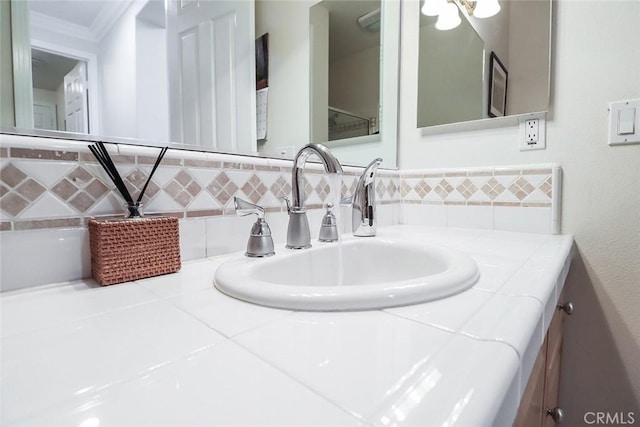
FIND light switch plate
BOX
[608,99,640,145]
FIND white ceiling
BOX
[322,0,381,62]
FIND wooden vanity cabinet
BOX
[514,293,569,427]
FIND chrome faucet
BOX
[285,143,343,249]
[352,157,382,237]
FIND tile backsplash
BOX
[0,134,561,291]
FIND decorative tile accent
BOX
[509,177,535,200]
[482,178,506,200]
[162,170,197,207]
[0,137,556,233]
[50,166,109,213]
[206,172,239,206]
[269,176,292,200]
[242,174,268,204]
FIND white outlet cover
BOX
[519,116,546,151]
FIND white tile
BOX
[10,160,75,188]
[0,300,225,424]
[171,288,293,337]
[144,190,184,212]
[446,205,494,230]
[179,218,207,261]
[235,311,453,420]
[0,280,158,338]
[469,253,522,292]
[0,228,90,292]
[368,336,520,427]
[205,215,256,256]
[400,203,446,227]
[148,166,182,188]
[12,341,361,427]
[135,259,219,298]
[460,293,544,397]
[264,210,289,245]
[186,191,220,211]
[385,288,492,332]
[19,192,78,219]
[494,206,552,234]
[86,192,123,216]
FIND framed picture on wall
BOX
[488,52,508,117]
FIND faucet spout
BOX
[291,143,343,209]
[352,157,383,237]
[287,143,343,249]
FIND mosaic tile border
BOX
[400,167,554,207]
[1,136,556,232]
[0,144,401,232]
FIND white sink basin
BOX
[214,238,479,311]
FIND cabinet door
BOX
[514,338,547,427]
[544,300,565,427]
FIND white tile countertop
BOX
[0,225,574,427]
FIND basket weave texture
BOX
[89,217,181,285]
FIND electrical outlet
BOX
[520,116,546,151]
[525,119,539,142]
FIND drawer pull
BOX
[547,407,565,423]
[558,301,574,315]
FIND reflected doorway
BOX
[31,48,89,133]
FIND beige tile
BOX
[186,209,222,218]
[138,155,181,166]
[183,159,222,168]
[0,221,11,231]
[175,190,192,207]
[52,178,79,201]
[14,217,82,231]
[1,192,30,216]
[456,179,478,200]
[164,180,182,198]
[68,166,93,184]
[522,168,552,175]
[1,163,27,188]
[481,178,505,200]
[175,170,193,187]
[126,169,148,188]
[1,183,10,197]
[69,191,95,212]
[15,178,46,201]
[186,181,202,197]
[10,148,78,161]
[493,201,521,207]
[85,179,109,199]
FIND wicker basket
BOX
[88,217,181,285]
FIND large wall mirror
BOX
[1,0,400,167]
[416,0,551,129]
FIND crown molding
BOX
[91,1,134,41]
[30,11,96,42]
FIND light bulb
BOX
[435,3,461,30]
[421,0,447,16]
[474,0,500,18]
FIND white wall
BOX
[98,1,146,139]
[507,0,550,115]
[417,17,484,127]
[399,0,640,419]
[135,17,169,142]
[255,0,313,156]
[329,45,380,123]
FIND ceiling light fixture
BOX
[422,0,500,31]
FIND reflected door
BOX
[167,0,256,153]
[63,62,89,133]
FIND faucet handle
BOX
[234,197,265,219]
[233,197,274,257]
